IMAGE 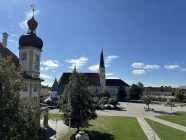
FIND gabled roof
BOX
[58,72,101,86]
[51,78,59,91]
[106,79,129,86]
[144,87,172,92]
[0,43,19,67]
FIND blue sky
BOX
[1,0,186,87]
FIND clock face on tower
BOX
[34,54,40,70]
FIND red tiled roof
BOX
[58,72,101,86]
[0,43,19,67]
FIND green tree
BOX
[59,70,97,132]
[108,96,118,108]
[99,96,109,105]
[175,88,184,102]
[102,88,110,98]
[0,57,41,140]
[117,86,127,98]
[137,82,144,91]
[141,91,152,110]
[129,84,141,100]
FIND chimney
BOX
[2,32,8,48]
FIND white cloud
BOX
[144,65,160,69]
[131,63,160,70]
[11,34,18,37]
[133,70,146,75]
[106,73,114,76]
[148,70,153,72]
[131,62,145,69]
[181,68,186,71]
[66,56,88,69]
[8,39,18,44]
[40,74,52,79]
[41,60,60,71]
[164,65,180,70]
[19,9,40,31]
[107,77,120,79]
[88,64,99,71]
[105,55,118,64]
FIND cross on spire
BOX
[31,4,35,17]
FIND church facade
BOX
[49,50,129,99]
[0,8,43,126]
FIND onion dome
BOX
[27,17,38,31]
[19,34,43,50]
[19,9,43,50]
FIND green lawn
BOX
[151,101,165,105]
[146,119,186,140]
[156,112,186,127]
[60,116,148,140]
[40,114,63,120]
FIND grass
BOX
[40,113,63,120]
[151,101,165,105]
[60,116,148,140]
[146,118,186,140]
[156,112,186,127]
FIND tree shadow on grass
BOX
[70,130,115,140]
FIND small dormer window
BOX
[21,53,26,60]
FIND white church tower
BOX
[18,5,44,126]
[99,49,106,90]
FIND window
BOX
[21,53,26,60]
[34,54,40,70]
[22,83,28,91]
[33,84,38,92]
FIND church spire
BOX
[100,49,105,68]
[73,63,77,73]
[51,78,58,91]
[27,4,38,34]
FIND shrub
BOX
[99,97,109,105]
[108,96,118,107]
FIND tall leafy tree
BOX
[141,91,152,110]
[129,84,141,100]
[117,86,127,98]
[60,70,97,132]
[102,88,110,98]
[175,88,184,102]
[0,57,41,140]
[137,82,144,91]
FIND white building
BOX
[41,85,50,97]
[142,87,174,101]
[0,9,44,126]
[49,50,129,99]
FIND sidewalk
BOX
[41,119,70,140]
[147,117,186,132]
[137,117,160,140]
